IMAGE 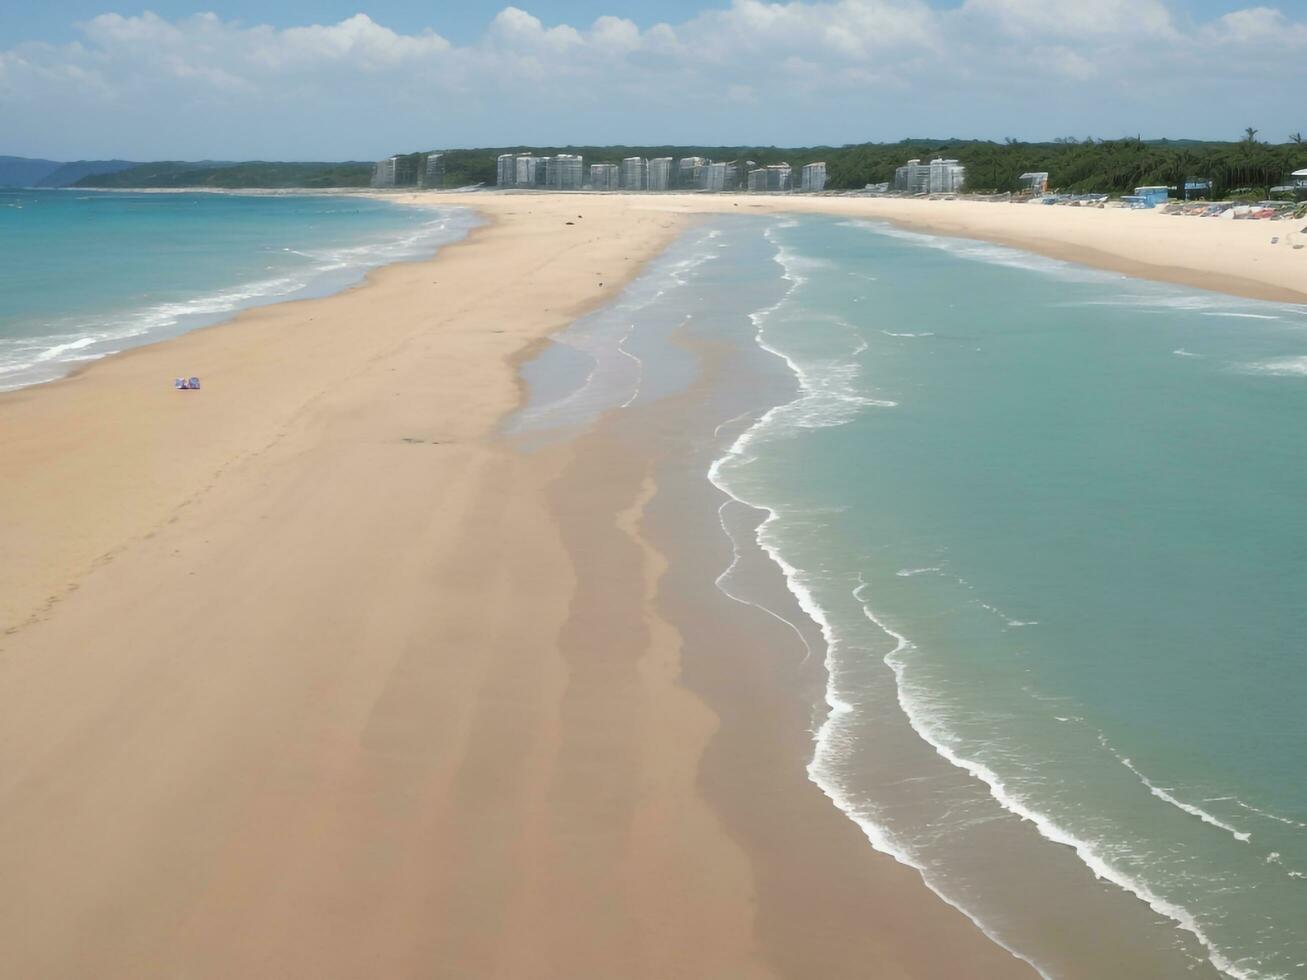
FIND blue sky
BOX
[2,2,1305,159]
[0,0,1264,43]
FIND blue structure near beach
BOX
[1133,185,1170,207]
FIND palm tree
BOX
[1291,132,1305,145]
[1244,127,1260,144]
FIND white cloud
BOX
[962,0,1174,37]
[1213,6,1307,44]
[0,2,1303,158]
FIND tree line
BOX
[76,135,1307,198]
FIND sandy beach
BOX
[636,192,1307,305]
[3,190,1301,978]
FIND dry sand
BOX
[4,189,1295,979]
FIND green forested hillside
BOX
[76,160,373,189]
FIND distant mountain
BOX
[0,156,138,187]
[0,156,61,187]
[35,160,137,187]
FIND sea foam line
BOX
[711,220,1270,980]
[1097,738,1251,843]
[862,591,1262,980]
[837,218,1112,285]
[705,222,1051,980]
[0,205,475,390]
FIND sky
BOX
[2,1,1305,160]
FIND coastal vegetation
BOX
[59,137,1307,199]
[76,160,373,189]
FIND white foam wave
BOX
[1173,348,1203,358]
[0,205,476,390]
[706,217,1294,980]
[1061,292,1299,321]
[896,566,942,577]
[705,227,1050,979]
[837,219,1113,284]
[1244,356,1307,377]
[863,595,1262,979]
[1104,743,1251,843]
[1230,799,1307,831]
[883,330,935,338]
[1201,312,1281,321]
[741,237,897,425]
[706,458,1053,978]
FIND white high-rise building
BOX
[800,162,827,193]
[371,155,417,188]
[497,153,516,187]
[547,154,584,190]
[894,158,930,194]
[765,163,792,192]
[518,155,550,187]
[677,157,708,190]
[647,157,673,191]
[371,156,398,188]
[703,161,741,192]
[928,158,965,194]
[590,163,620,191]
[422,153,444,189]
[509,156,530,186]
[896,157,964,194]
[621,157,647,190]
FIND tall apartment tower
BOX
[765,163,792,192]
[422,153,445,189]
[800,162,827,192]
[547,154,584,190]
[515,155,544,187]
[621,157,647,190]
[647,157,673,191]
[927,158,965,194]
[497,153,516,187]
[590,163,620,191]
[371,155,417,188]
[676,157,709,190]
[894,159,930,194]
[371,157,397,188]
[371,155,415,189]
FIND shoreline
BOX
[2,191,1293,977]
[388,189,1307,306]
[0,189,473,394]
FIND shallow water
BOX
[0,190,476,390]
[514,214,1307,980]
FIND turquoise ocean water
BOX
[515,215,1307,979]
[0,189,475,390]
